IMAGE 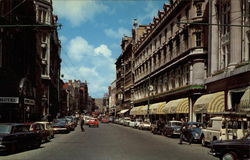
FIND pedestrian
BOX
[179,123,192,144]
[80,115,85,132]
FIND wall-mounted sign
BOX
[24,98,35,106]
[0,97,19,104]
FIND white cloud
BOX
[62,36,116,98]
[104,27,131,39]
[53,1,108,26]
[67,36,94,61]
[94,44,112,57]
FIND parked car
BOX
[201,116,248,146]
[32,122,54,140]
[162,120,182,137]
[134,119,143,128]
[151,120,166,135]
[182,122,203,143]
[51,121,70,133]
[128,120,136,127]
[138,121,151,130]
[88,118,99,127]
[123,117,131,126]
[0,123,41,153]
[28,122,51,143]
[209,134,250,160]
[65,116,77,128]
[83,116,92,125]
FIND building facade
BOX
[132,0,208,121]
[0,0,61,122]
[193,0,250,120]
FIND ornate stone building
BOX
[132,0,209,121]
[194,0,250,119]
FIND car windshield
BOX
[172,122,182,126]
[0,125,11,134]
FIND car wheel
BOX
[221,152,238,160]
[33,140,41,148]
[201,137,207,147]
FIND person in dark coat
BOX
[179,123,192,144]
[80,115,85,132]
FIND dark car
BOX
[209,134,250,160]
[163,120,182,137]
[181,122,203,143]
[0,123,41,153]
[52,121,70,133]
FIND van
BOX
[201,116,248,146]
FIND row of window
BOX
[134,65,189,100]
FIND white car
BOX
[128,120,136,127]
[134,119,143,128]
[123,117,131,126]
[138,121,151,130]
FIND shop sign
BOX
[0,97,19,104]
[24,98,35,105]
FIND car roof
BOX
[0,123,27,126]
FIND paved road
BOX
[0,123,217,160]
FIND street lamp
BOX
[147,77,154,121]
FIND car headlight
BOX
[194,133,199,137]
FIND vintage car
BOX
[151,120,166,135]
[88,118,99,127]
[138,121,151,130]
[31,122,54,140]
[0,123,41,153]
[51,121,70,133]
[201,116,248,146]
[28,122,51,143]
[181,122,203,143]
[209,134,250,160]
[162,120,182,137]
[101,118,109,123]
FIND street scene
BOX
[0,122,217,160]
[1,0,250,160]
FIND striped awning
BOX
[118,109,129,114]
[162,98,188,114]
[130,107,138,115]
[149,102,166,114]
[139,105,148,115]
[239,88,250,112]
[193,91,225,114]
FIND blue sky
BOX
[53,0,167,98]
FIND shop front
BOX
[193,91,225,124]
[162,98,189,121]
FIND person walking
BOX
[179,123,192,144]
[80,115,85,132]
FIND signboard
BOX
[0,97,19,104]
[24,98,35,106]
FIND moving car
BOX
[209,134,250,160]
[101,118,109,123]
[0,123,41,153]
[88,118,99,127]
[163,120,182,137]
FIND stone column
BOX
[229,0,242,68]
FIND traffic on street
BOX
[0,118,217,160]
